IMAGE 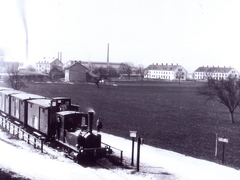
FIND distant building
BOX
[193,66,239,80]
[64,61,123,72]
[36,57,63,73]
[64,61,87,82]
[144,63,188,81]
[50,59,63,69]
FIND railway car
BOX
[10,93,46,127]
[0,89,25,117]
[56,110,110,162]
[26,97,79,138]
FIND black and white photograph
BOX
[1,0,240,179]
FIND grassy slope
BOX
[5,81,240,168]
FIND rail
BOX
[101,142,123,165]
[0,116,45,153]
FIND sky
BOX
[0,0,240,72]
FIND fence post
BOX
[17,127,19,139]
[8,121,10,132]
[22,130,25,140]
[28,134,30,144]
[40,137,45,153]
[34,138,36,148]
[120,151,123,165]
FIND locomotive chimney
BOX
[88,111,94,133]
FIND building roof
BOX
[27,99,51,108]
[64,61,87,70]
[146,63,181,71]
[194,66,235,73]
[18,69,48,76]
[11,93,45,100]
[50,59,63,66]
[81,61,123,66]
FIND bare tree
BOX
[136,64,145,81]
[119,62,134,79]
[197,77,240,124]
[176,69,184,84]
[6,62,25,90]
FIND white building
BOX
[144,63,188,81]
[193,66,239,80]
[36,57,63,73]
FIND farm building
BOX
[64,61,87,82]
[144,63,187,81]
[49,67,64,80]
[193,66,239,80]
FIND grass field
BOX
[3,80,240,168]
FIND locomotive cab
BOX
[56,111,88,142]
[51,97,79,112]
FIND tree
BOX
[93,67,108,77]
[176,69,184,84]
[135,64,145,81]
[25,65,36,72]
[6,62,25,90]
[108,66,118,77]
[197,77,240,124]
[119,62,134,79]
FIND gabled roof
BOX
[194,66,235,73]
[50,59,63,66]
[146,64,180,71]
[64,61,87,70]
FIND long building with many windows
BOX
[144,63,187,80]
[193,66,239,80]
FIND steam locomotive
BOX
[0,87,111,162]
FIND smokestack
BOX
[107,43,109,74]
[88,111,94,133]
[18,1,28,64]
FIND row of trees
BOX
[91,62,145,80]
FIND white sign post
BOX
[218,137,229,164]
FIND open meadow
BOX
[3,80,240,168]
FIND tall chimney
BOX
[88,111,94,133]
[107,43,109,73]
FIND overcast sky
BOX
[0,0,240,72]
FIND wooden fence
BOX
[0,116,45,153]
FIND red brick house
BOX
[64,61,87,82]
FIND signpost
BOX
[218,137,228,164]
[136,137,144,172]
[129,131,137,166]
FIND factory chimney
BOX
[58,52,62,61]
[107,43,109,74]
